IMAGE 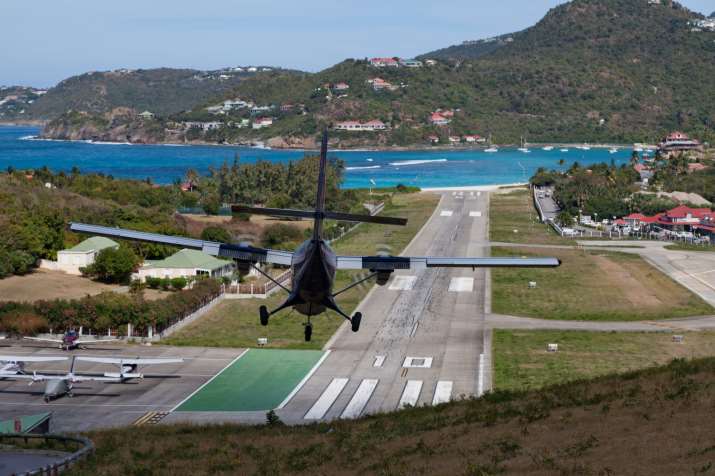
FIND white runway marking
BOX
[398,380,423,409]
[388,275,417,291]
[470,211,482,217]
[304,378,348,420]
[451,192,456,196]
[373,355,386,367]
[470,192,474,196]
[478,353,485,396]
[449,277,474,292]
[170,349,249,412]
[432,381,453,405]
[341,379,378,419]
[440,210,453,217]
[278,350,332,409]
[402,356,433,368]
[477,191,481,196]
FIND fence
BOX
[326,201,385,243]
[0,433,94,475]
[225,268,292,297]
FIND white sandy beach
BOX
[421,182,527,192]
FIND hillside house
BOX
[463,135,485,143]
[184,121,223,131]
[138,111,155,120]
[424,59,437,66]
[399,59,423,68]
[427,135,440,144]
[369,57,399,67]
[252,117,273,129]
[658,131,704,156]
[334,120,387,132]
[363,120,387,131]
[332,82,350,91]
[134,249,234,282]
[448,136,461,144]
[44,237,120,275]
[429,113,451,126]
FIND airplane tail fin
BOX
[230,130,407,238]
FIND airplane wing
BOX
[74,339,120,345]
[23,337,64,344]
[69,223,293,265]
[10,374,120,382]
[0,355,68,363]
[76,357,184,365]
[336,256,561,270]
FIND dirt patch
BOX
[0,270,124,302]
[592,254,664,308]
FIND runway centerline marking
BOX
[389,275,417,291]
[470,211,482,217]
[398,380,423,409]
[440,210,453,217]
[403,356,433,368]
[304,378,348,420]
[449,277,474,292]
[341,379,378,419]
[433,381,453,405]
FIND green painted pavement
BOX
[176,349,325,412]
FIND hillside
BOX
[14,66,298,121]
[417,33,516,62]
[67,357,715,475]
[42,0,715,147]
[0,86,48,123]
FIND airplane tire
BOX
[44,396,50,403]
[351,313,362,332]
[259,306,270,326]
[304,324,313,342]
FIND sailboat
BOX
[542,146,554,151]
[484,133,498,153]
[577,143,591,151]
[560,148,569,152]
[518,136,530,153]
[609,147,618,154]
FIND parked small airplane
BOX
[0,355,68,379]
[9,356,120,402]
[76,356,184,382]
[69,132,560,342]
[24,330,118,350]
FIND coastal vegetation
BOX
[491,247,713,321]
[72,357,715,475]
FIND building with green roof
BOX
[51,236,119,275]
[135,249,234,281]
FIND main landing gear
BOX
[260,306,270,326]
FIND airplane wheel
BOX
[351,313,362,333]
[304,324,312,342]
[259,306,270,326]
[67,392,74,398]
[44,396,50,403]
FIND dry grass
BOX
[73,357,715,475]
[0,269,122,302]
[489,187,569,245]
[494,329,715,391]
[492,247,713,320]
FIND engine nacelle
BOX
[375,270,393,286]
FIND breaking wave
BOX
[388,159,448,166]
[346,165,381,171]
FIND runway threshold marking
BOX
[341,379,378,419]
[388,275,417,291]
[402,356,433,368]
[398,380,423,409]
[470,211,482,217]
[440,210,453,217]
[449,277,474,292]
[432,381,453,405]
[373,355,386,367]
[304,378,348,420]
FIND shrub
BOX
[201,226,232,243]
[145,276,161,289]
[160,278,171,291]
[0,309,48,336]
[82,247,140,284]
[170,277,188,291]
[262,224,303,248]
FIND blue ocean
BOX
[0,126,631,189]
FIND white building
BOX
[252,117,273,129]
[43,237,119,275]
[134,249,234,282]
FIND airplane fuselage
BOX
[44,379,71,401]
[290,239,337,316]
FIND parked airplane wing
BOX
[11,373,121,382]
[0,355,69,363]
[336,256,561,270]
[69,223,293,265]
[77,357,184,365]
[23,337,63,344]
[74,339,120,345]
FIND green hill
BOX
[63,357,715,475]
[20,66,299,121]
[417,33,516,62]
[41,0,715,146]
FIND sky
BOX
[2,0,712,87]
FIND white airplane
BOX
[76,356,184,381]
[8,356,120,402]
[0,355,68,379]
[24,330,118,350]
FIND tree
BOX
[81,247,140,284]
[200,226,232,243]
[556,210,574,227]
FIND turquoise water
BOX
[0,126,631,189]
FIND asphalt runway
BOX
[275,190,492,423]
[0,344,243,432]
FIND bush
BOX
[201,226,232,243]
[0,309,48,336]
[145,276,161,289]
[170,277,188,291]
[82,247,140,284]
[262,224,304,248]
[160,278,171,291]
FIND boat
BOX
[517,136,530,153]
[542,146,554,151]
[485,134,498,153]
[609,147,618,154]
[577,143,591,151]
[560,148,569,152]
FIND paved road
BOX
[278,190,492,423]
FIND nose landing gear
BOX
[304,321,313,342]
